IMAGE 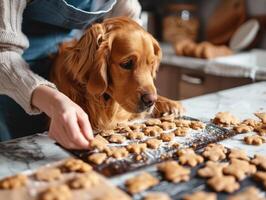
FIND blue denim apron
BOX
[0,0,116,141]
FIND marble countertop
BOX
[0,81,265,179]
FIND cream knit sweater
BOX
[0,0,56,115]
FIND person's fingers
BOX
[63,114,89,149]
[77,110,94,141]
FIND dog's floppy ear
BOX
[151,36,162,78]
[65,23,109,96]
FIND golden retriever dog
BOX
[51,17,184,131]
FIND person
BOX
[0,0,141,149]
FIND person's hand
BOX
[32,85,93,149]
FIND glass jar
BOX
[163,3,199,43]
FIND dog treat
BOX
[159,132,175,142]
[39,184,72,200]
[115,124,132,133]
[207,175,240,193]
[144,126,163,136]
[144,192,172,200]
[212,112,239,127]
[125,172,159,194]
[99,129,114,137]
[197,161,228,178]
[88,153,107,165]
[146,138,162,149]
[177,148,204,167]
[228,149,250,161]
[61,158,92,173]
[234,124,253,133]
[129,124,146,131]
[255,112,266,123]
[145,118,162,126]
[255,124,266,136]
[35,168,62,182]
[126,131,145,140]
[242,118,259,128]
[251,154,266,170]
[126,143,147,154]
[183,191,217,200]
[202,143,227,161]
[107,147,129,159]
[175,119,191,127]
[0,174,27,189]
[160,121,176,130]
[189,121,205,130]
[223,159,257,180]
[227,187,263,200]
[253,171,266,189]
[174,127,189,136]
[91,135,109,151]
[160,114,175,122]
[244,135,266,145]
[68,172,99,189]
[157,160,190,183]
[109,134,126,144]
[169,141,180,149]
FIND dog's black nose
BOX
[141,94,157,107]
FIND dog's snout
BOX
[141,93,157,108]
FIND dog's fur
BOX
[51,17,184,131]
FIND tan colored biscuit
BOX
[228,149,250,161]
[207,175,240,193]
[212,112,239,127]
[202,144,227,161]
[233,124,253,133]
[88,153,107,165]
[115,123,132,133]
[251,154,266,170]
[223,159,256,180]
[0,174,27,189]
[125,172,159,194]
[143,126,163,136]
[160,114,175,122]
[68,172,99,189]
[129,124,146,131]
[255,112,266,123]
[107,147,129,159]
[109,134,126,144]
[244,135,266,145]
[146,138,162,149]
[242,118,259,128]
[145,118,162,126]
[254,124,266,136]
[144,192,172,200]
[197,161,228,178]
[177,148,204,167]
[61,158,92,173]
[160,121,176,130]
[169,141,180,149]
[174,127,189,136]
[157,160,190,183]
[159,132,175,142]
[99,130,114,137]
[175,119,191,128]
[39,185,72,200]
[35,168,62,182]
[189,121,205,130]
[174,39,194,56]
[126,143,147,154]
[227,186,263,200]
[183,191,217,200]
[90,135,109,151]
[253,171,266,189]
[126,131,145,140]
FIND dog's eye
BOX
[120,59,134,70]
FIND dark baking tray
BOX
[67,117,236,177]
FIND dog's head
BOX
[65,17,162,113]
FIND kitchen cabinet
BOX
[155,64,253,100]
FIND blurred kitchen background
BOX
[139,0,266,100]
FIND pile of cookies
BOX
[87,114,206,166]
[174,39,233,59]
[212,112,266,145]
[0,158,131,200]
[122,144,266,200]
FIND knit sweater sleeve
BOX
[0,0,57,115]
